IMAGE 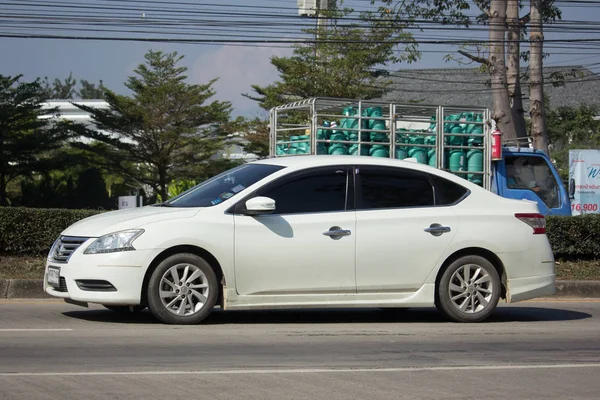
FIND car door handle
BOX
[424,223,451,236]
[323,226,351,240]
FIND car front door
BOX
[233,166,356,296]
[354,166,462,293]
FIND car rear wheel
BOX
[147,253,218,325]
[436,255,500,323]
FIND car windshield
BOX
[161,163,284,208]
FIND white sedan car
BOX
[44,156,555,324]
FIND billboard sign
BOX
[569,149,600,215]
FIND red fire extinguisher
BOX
[491,129,502,160]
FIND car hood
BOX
[61,206,203,237]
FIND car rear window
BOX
[430,175,469,205]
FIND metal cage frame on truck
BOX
[269,97,494,190]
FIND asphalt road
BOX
[1,299,600,400]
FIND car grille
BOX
[50,236,90,263]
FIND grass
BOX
[0,256,46,280]
[554,259,600,281]
[1,255,599,281]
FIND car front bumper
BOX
[44,248,160,306]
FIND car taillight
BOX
[515,213,546,234]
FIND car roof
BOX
[252,155,428,169]
[249,155,486,191]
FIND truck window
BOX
[505,156,560,209]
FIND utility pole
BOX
[297,0,332,58]
[316,0,329,43]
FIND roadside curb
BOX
[1,279,600,300]
[1,279,51,299]
[554,280,600,298]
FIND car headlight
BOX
[83,229,144,254]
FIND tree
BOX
[41,73,107,100]
[242,3,417,156]
[244,4,415,110]
[68,50,233,201]
[241,118,271,159]
[372,0,561,148]
[529,0,548,154]
[546,103,600,180]
[0,74,71,206]
[78,79,107,99]
[75,167,111,209]
[488,0,518,139]
[41,72,77,99]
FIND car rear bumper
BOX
[506,272,556,303]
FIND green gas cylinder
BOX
[330,132,347,142]
[359,108,370,141]
[329,143,349,155]
[369,107,387,142]
[444,114,463,145]
[341,106,354,137]
[329,131,348,155]
[395,133,409,159]
[408,135,427,164]
[428,115,437,132]
[425,135,437,167]
[295,135,310,154]
[467,114,484,146]
[317,142,327,155]
[276,140,286,155]
[395,147,408,160]
[370,145,389,158]
[449,149,466,172]
[318,120,331,140]
[349,143,370,156]
[444,113,460,133]
[467,149,483,185]
[288,136,298,155]
[408,147,428,164]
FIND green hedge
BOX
[0,207,104,256]
[0,207,599,259]
[546,214,600,260]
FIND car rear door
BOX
[354,166,462,293]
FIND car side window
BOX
[257,169,348,214]
[357,167,434,209]
[430,175,469,205]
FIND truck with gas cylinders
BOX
[268,97,571,216]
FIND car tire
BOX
[147,253,218,325]
[436,255,501,323]
[103,305,146,313]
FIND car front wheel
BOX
[147,253,218,325]
[436,255,501,323]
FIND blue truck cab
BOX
[491,147,571,216]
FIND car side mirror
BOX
[244,196,276,215]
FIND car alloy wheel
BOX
[147,253,218,325]
[436,255,501,323]
[159,263,210,317]
[448,264,494,314]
